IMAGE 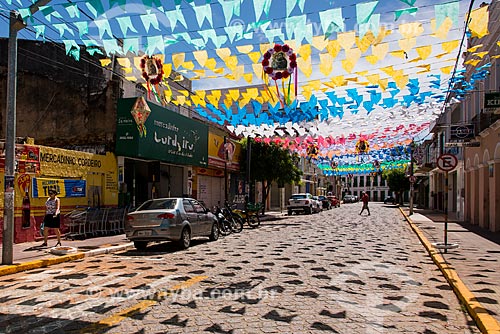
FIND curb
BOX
[399,208,500,334]
[0,242,134,278]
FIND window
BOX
[366,175,371,187]
[183,199,195,213]
[353,177,358,187]
[360,176,364,187]
[373,175,379,186]
[190,200,206,213]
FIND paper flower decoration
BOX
[355,139,370,154]
[140,55,164,97]
[261,44,298,106]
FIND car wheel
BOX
[305,207,312,215]
[209,222,219,241]
[178,227,191,249]
[288,209,293,216]
[134,241,148,251]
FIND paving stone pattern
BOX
[0,203,480,333]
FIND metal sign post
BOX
[434,154,459,253]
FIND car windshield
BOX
[137,199,177,211]
[291,194,307,199]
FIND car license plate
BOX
[137,230,152,237]
[294,200,300,203]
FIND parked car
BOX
[311,196,323,213]
[125,197,219,250]
[384,196,396,204]
[287,193,316,215]
[327,195,341,208]
[318,195,332,210]
[343,195,355,203]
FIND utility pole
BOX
[223,136,228,203]
[3,1,51,265]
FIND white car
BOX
[287,193,317,215]
[311,196,323,213]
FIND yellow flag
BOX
[133,56,142,70]
[297,57,312,77]
[223,95,232,109]
[341,59,355,73]
[252,63,262,77]
[191,95,206,107]
[177,95,186,106]
[378,78,388,91]
[192,69,206,77]
[172,53,185,69]
[469,6,489,39]
[117,58,131,67]
[409,57,422,63]
[100,58,112,67]
[206,90,221,106]
[431,17,452,39]
[205,58,217,70]
[356,31,375,53]
[310,80,322,91]
[182,61,195,70]
[232,65,244,81]
[178,90,189,97]
[193,50,208,67]
[473,51,489,59]
[325,40,341,59]
[319,53,333,76]
[125,76,137,82]
[442,40,459,54]
[390,50,406,59]
[337,31,356,50]
[366,55,378,64]
[394,74,409,89]
[365,74,380,85]
[312,36,329,51]
[247,88,259,99]
[163,63,172,79]
[164,89,172,103]
[195,90,206,100]
[216,48,231,60]
[213,68,224,74]
[373,27,391,45]
[345,48,361,64]
[398,38,416,53]
[298,44,312,61]
[223,55,238,71]
[440,65,454,74]
[467,44,483,52]
[243,73,253,83]
[380,66,394,76]
[260,43,272,55]
[247,51,262,63]
[372,42,388,60]
[399,22,423,39]
[122,67,133,74]
[228,89,240,101]
[331,75,346,87]
[417,64,431,72]
[284,40,297,51]
[464,59,481,66]
[236,45,253,54]
[415,45,432,60]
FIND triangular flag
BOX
[435,1,459,28]
[337,31,356,50]
[248,51,262,63]
[356,1,378,25]
[319,53,333,76]
[253,0,272,20]
[172,53,185,69]
[312,35,329,51]
[298,44,312,60]
[415,45,432,60]
[205,58,217,71]
[469,5,489,39]
[193,50,208,67]
[297,57,312,77]
[431,17,452,39]
[442,40,459,53]
[372,42,388,60]
[326,40,341,58]
[398,38,416,53]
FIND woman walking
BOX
[41,189,61,247]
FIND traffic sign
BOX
[409,175,416,183]
[437,154,458,172]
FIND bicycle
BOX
[230,201,261,228]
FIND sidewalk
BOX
[0,211,286,275]
[400,207,500,334]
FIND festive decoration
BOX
[331,160,338,169]
[306,143,319,160]
[131,96,151,137]
[140,55,164,97]
[262,44,298,106]
[355,139,370,154]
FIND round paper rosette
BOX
[355,140,370,154]
[140,55,163,85]
[261,44,297,81]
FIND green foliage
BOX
[381,167,410,203]
[240,138,302,206]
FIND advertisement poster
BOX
[32,178,86,198]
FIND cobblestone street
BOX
[0,204,480,333]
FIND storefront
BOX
[116,97,208,207]
[195,133,242,209]
[0,142,118,243]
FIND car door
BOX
[190,199,211,236]
[182,199,199,235]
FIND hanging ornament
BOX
[331,160,338,169]
[140,55,164,98]
[261,44,298,107]
[355,139,370,154]
[306,143,319,160]
[130,96,151,137]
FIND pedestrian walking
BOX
[359,192,370,216]
[41,189,62,247]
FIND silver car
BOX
[125,197,219,250]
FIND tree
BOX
[240,138,302,212]
[381,168,410,205]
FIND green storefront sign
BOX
[116,97,208,167]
